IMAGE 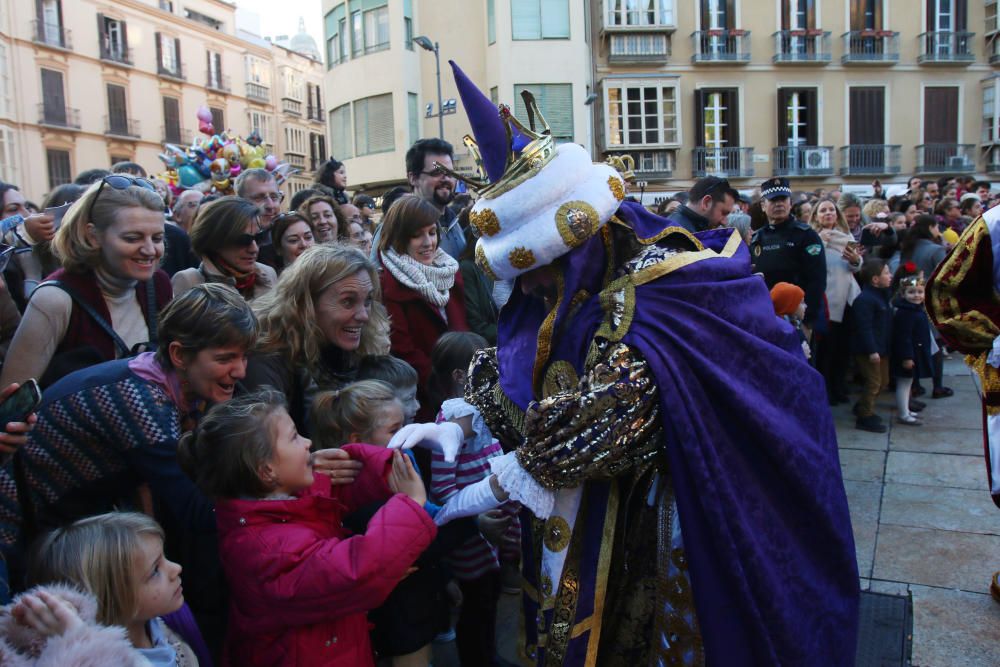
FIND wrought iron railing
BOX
[917,31,975,63]
[838,145,902,175]
[246,82,270,103]
[692,147,754,178]
[105,116,141,138]
[841,30,900,63]
[31,20,72,49]
[691,30,751,63]
[772,146,835,176]
[37,103,81,129]
[914,144,976,174]
[772,30,831,63]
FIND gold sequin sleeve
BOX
[465,347,528,452]
[467,341,662,490]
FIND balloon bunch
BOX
[156,105,296,195]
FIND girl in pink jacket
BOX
[178,390,436,667]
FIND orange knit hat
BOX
[770,282,805,317]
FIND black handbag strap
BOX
[38,280,132,356]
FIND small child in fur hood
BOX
[0,582,147,666]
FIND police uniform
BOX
[750,178,827,326]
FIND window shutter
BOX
[694,88,706,147]
[175,38,182,73]
[514,84,573,142]
[163,97,180,142]
[206,50,211,82]
[724,88,739,145]
[781,0,790,31]
[806,0,816,29]
[924,87,959,143]
[540,0,570,38]
[724,0,735,27]
[777,88,790,145]
[699,0,709,29]
[97,14,107,53]
[956,0,967,31]
[408,92,419,146]
[511,0,541,39]
[121,20,128,51]
[804,89,818,145]
[329,103,352,159]
[107,84,127,130]
[210,107,224,132]
[366,93,394,154]
[47,149,71,189]
[155,32,162,67]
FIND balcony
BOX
[918,31,975,64]
[606,150,674,180]
[105,116,141,139]
[603,8,675,33]
[206,72,231,94]
[161,126,192,146]
[305,106,324,123]
[282,98,302,116]
[691,30,751,63]
[99,43,133,66]
[772,146,835,177]
[608,33,671,63]
[841,30,900,64]
[838,145,901,176]
[246,82,270,104]
[157,62,186,81]
[692,147,754,178]
[915,144,976,174]
[772,30,831,64]
[285,154,306,169]
[31,20,72,50]
[37,103,81,129]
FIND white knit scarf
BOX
[381,248,458,308]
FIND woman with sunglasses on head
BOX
[0,175,171,390]
[171,196,278,302]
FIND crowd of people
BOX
[0,122,969,664]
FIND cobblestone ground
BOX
[439,358,1000,667]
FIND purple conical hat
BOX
[450,60,516,183]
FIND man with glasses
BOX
[235,168,284,269]
[750,177,827,340]
[405,138,464,259]
[665,176,739,233]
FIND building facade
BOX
[321,0,593,192]
[591,0,999,199]
[0,0,326,201]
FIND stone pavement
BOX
[839,358,1000,666]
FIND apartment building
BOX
[321,0,593,191]
[590,0,998,197]
[0,0,326,200]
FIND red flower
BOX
[904,261,918,274]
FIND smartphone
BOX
[44,203,72,231]
[0,244,13,274]
[0,379,42,427]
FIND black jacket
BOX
[891,298,933,378]
[851,285,891,356]
[750,219,827,326]
[665,205,711,234]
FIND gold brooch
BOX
[470,207,501,237]
[608,176,626,202]
[555,201,599,248]
[509,246,536,270]
[543,515,571,552]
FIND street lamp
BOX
[413,35,445,140]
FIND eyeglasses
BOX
[87,174,158,222]
[420,167,452,178]
[247,191,285,204]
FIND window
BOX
[46,149,71,189]
[207,51,223,88]
[184,8,222,30]
[107,84,128,134]
[38,0,65,46]
[985,81,1000,145]
[363,5,390,53]
[694,88,739,148]
[777,88,817,146]
[156,33,182,77]
[285,127,306,154]
[40,68,66,125]
[352,11,363,56]
[306,84,323,121]
[405,17,413,48]
[850,0,881,29]
[284,69,303,101]
[309,132,326,171]
[248,110,270,141]
[329,103,352,159]
[514,83,573,142]
[354,93,394,156]
[408,92,419,145]
[606,0,674,27]
[605,81,678,147]
[988,0,998,34]
[511,0,570,40]
[488,0,496,43]
[98,14,129,62]
[163,97,181,143]
[923,86,959,145]
[210,106,225,132]
[700,0,734,29]
[324,4,347,66]
[246,56,269,86]
[0,127,16,184]
[925,0,969,56]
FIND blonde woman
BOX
[809,198,862,404]
[0,175,171,388]
[244,243,390,433]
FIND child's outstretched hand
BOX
[389,450,427,507]
[313,448,364,486]
[12,590,84,637]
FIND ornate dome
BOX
[289,17,321,60]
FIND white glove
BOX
[433,475,502,526]
[387,421,464,463]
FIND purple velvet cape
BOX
[496,202,859,665]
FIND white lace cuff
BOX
[490,451,555,518]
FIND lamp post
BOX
[413,35,444,140]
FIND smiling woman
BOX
[0,176,172,389]
[244,243,390,433]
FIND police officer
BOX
[750,177,827,338]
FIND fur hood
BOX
[0,582,149,666]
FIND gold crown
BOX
[435,91,557,201]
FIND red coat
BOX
[215,444,437,667]
[380,265,469,417]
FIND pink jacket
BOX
[215,444,437,666]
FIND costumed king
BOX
[442,62,859,666]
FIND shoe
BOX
[991,571,1000,604]
[897,415,923,426]
[856,415,887,433]
[909,399,926,412]
[912,384,926,397]
[932,387,954,398]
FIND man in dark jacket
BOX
[750,177,827,337]
[665,176,738,233]
[851,258,893,433]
